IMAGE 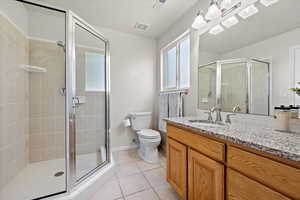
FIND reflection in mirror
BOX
[198,63,217,110]
[197,0,300,116]
[221,61,248,113]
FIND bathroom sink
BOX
[188,119,225,128]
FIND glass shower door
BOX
[219,60,248,113]
[67,12,110,183]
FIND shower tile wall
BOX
[75,47,106,156]
[0,15,30,188]
[28,40,65,162]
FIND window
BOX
[161,35,190,91]
[85,52,105,92]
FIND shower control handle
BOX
[72,96,86,108]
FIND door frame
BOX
[289,45,300,105]
[66,10,111,190]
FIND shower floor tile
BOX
[0,153,98,200]
[0,158,66,200]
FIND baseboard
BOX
[111,144,138,152]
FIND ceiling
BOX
[199,0,300,54]
[33,0,198,38]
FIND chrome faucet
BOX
[210,106,222,123]
[225,114,235,124]
[225,105,241,124]
[204,110,213,122]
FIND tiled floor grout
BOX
[140,169,162,200]
[110,150,170,200]
[115,173,126,200]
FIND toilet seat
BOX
[137,129,160,139]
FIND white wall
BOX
[221,28,300,107]
[97,27,157,148]
[0,0,28,35]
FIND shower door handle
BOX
[72,96,86,108]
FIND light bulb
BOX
[205,1,222,20]
[221,0,232,9]
[222,16,239,28]
[209,24,224,35]
[260,0,279,7]
[238,4,258,19]
[192,13,207,30]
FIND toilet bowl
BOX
[128,112,161,163]
[137,129,161,163]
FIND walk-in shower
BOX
[198,58,270,116]
[0,1,110,199]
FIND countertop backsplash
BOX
[196,110,300,134]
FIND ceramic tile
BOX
[143,168,168,188]
[90,179,122,200]
[125,189,159,200]
[113,150,141,164]
[119,173,150,196]
[136,160,161,172]
[154,185,180,200]
[115,162,141,178]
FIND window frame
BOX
[84,51,106,92]
[160,33,190,92]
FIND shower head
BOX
[57,41,66,52]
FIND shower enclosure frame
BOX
[66,10,111,189]
[198,58,270,115]
[15,0,111,198]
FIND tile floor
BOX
[90,149,180,200]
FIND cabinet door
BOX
[188,149,224,200]
[167,137,187,200]
[227,169,291,200]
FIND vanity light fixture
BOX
[192,12,207,30]
[221,15,239,28]
[192,0,276,33]
[260,0,279,7]
[238,4,259,19]
[205,0,222,21]
[209,24,224,35]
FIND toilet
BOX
[129,112,161,163]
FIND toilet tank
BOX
[129,112,152,131]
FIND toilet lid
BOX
[137,129,160,139]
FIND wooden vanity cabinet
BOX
[166,123,300,200]
[167,137,187,200]
[227,169,291,200]
[188,149,224,200]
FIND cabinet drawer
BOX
[228,146,300,200]
[167,125,225,162]
[227,169,291,200]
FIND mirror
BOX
[197,0,300,115]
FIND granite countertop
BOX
[165,117,300,162]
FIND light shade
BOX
[260,0,279,7]
[222,16,239,28]
[209,24,224,35]
[205,2,222,20]
[192,14,207,30]
[238,5,258,19]
[221,0,233,9]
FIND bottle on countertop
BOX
[274,105,292,132]
[289,105,299,119]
